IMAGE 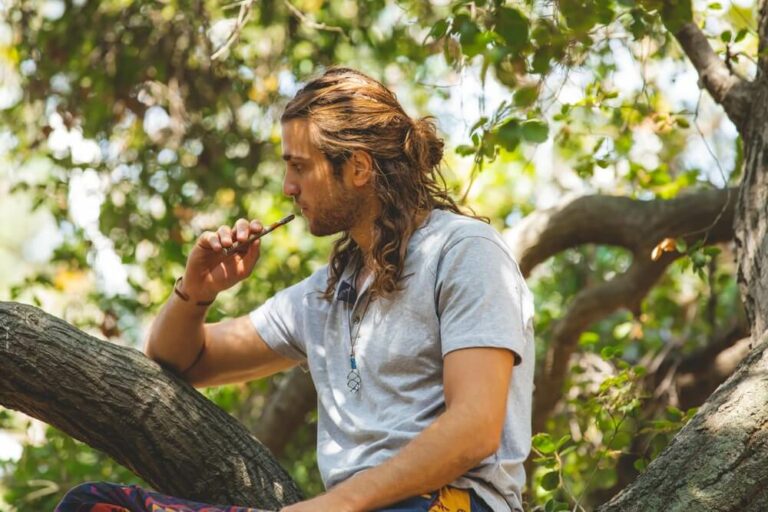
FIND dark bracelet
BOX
[174,277,215,306]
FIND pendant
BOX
[347,356,361,393]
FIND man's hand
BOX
[181,217,264,302]
[280,491,357,512]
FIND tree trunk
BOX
[598,38,768,511]
[0,301,302,509]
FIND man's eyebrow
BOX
[282,154,309,162]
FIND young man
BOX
[56,68,534,512]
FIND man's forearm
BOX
[327,409,496,511]
[144,292,211,374]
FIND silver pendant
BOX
[347,356,361,393]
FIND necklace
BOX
[346,268,372,393]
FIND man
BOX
[56,67,534,512]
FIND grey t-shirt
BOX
[249,209,534,512]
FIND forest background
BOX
[0,0,759,510]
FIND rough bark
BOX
[673,22,754,134]
[599,4,768,508]
[0,301,302,509]
[598,332,768,512]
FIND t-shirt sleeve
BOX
[249,277,313,363]
[435,235,533,365]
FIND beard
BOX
[304,181,366,237]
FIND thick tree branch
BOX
[598,332,768,511]
[0,302,302,509]
[251,367,316,457]
[587,322,750,507]
[519,188,736,434]
[507,188,736,277]
[674,22,753,134]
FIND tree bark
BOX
[599,4,768,507]
[0,301,302,509]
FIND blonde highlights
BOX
[282,67,474,298]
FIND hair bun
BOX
[405,117,444,170]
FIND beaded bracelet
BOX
[174,277,215,306]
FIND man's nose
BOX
[283,175,300,197]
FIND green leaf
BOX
[634,457,648,472]
[579,331,600,346]
[675,238,688,252]
[641,0,693,32]
[541,471,560,491]
[532,433,557,454]
[666,405,683,421]
[496,119,521,151]
[721,30,732,43]
[703,246,721,257]
[454,15,483,57]
[735,28,748,43]
[544,499,571,512]
[455,144,476,156]
[513,85,539,107]
[520,119,548,143]
[496,7,529,51]
[430,19,449,39]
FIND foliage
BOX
[0,0,755,509]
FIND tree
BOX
[1,0,766,510]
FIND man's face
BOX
[281,118,364,236]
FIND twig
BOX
[282,0,346,36]
[211,0,255,60]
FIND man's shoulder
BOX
[279,263,331,300]
[427,209,508,252]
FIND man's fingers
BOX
[217,225,234,247]
[198,219,265,255]
[199,231,222,252]
[234,218,250,243]
[243,238,261,262]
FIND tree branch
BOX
[0,302,302,509]
[507,188,737,278]
[251,367,316,458]
[759,0,768,75]
[598,332,768,511]
[517,188,736,434]
[674,22,754,134]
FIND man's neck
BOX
[350,208,431,272]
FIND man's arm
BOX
[144,217,297,386]
[182,315,297,387]
[282,346,515,512]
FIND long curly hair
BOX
[282,67,479,299]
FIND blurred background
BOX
[0,0,756,510]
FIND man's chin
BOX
[307,219,345,237]
[308,225,339,237]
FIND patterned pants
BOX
[55,482,490,512]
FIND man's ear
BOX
[348,150,374,187]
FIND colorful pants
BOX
[55,482,490,512]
